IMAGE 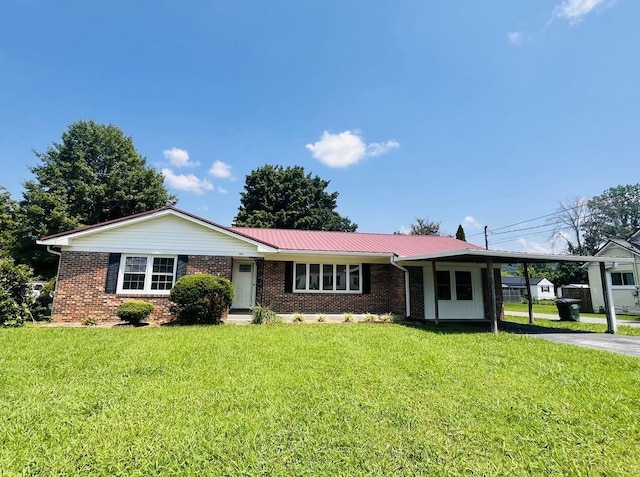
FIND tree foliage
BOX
[582,183,640,253]
[409,217,441,236]
[0,258,33,327]
[455,224,466,241]
[0,187,19,258]
[15,120,177,275]
[234,165,357,231]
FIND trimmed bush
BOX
[251,304,283,325]
[343,313,355,323]
[170,274,234,324]
[292,313,306,323]
[0,259,33,327]
[116,300,155,324]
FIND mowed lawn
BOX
[2,325,640,476]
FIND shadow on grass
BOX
[397,318,593,336]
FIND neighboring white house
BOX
[501,277,556,301]
[586,230,640,316]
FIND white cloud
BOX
[462,216,482,229]
[367,140,400,157]
[209,160,233,178]
[397,225,411,235]
[507,31,525,46]
[162,147,199,168]
[217,186,229,194]
[553,0,611,23]
[306,130,399,168]
[161,168,214,195]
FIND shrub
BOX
[117,300,155,324]
[0,259,33,327]
[343,313,355,323]
[251,304,283,324]
[30,278,55,322]
[82,316,100,327]
[317,314,327,323]
[363,313,378,323]
[169,274,234,324]
[292,313,306,323]
[379,312,395,323]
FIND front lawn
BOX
[1,325,640,475]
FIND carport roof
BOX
[396,248,636,264]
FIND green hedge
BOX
[116,300,155,324]
[169,274,234,324]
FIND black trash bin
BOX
[556,298,581,321]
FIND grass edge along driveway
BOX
[1,324,639,476]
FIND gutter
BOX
[390,256,411,317]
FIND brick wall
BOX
[260,261,406,315]
[407,266,425,319]
[51,252,233,324]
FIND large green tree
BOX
[234,165,357,231]
[0,187,19,258]
[16,120,176,275]
[582,183,640,253]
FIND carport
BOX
[395,249,635,334]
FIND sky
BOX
[1,0,639,253]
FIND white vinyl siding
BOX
[68,214,262,256]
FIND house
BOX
[585,230,640,316]
[38,206,626,327]
[501,277,556,302]
[37,206,505,324]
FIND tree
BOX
[582,184,640,253]
[409,217,441,236]
[0,187,18,258]
[548,197,590,254]
[15,120,177,275]
[455,224,466,241]
[234,165,357,231]
[0,258,33,327]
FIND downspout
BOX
[390,256,411,317]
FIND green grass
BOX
[505,315,640,336]
[503,302,640,320]
[2,325,640,475]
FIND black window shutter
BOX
[362,264,371,294]
[176,255,188,280]
[105,253,121,294]
[284,261,293,293]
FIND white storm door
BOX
[232,261,255,309]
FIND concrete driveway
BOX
[500,321,640,358]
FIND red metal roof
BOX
[229,227,483,257]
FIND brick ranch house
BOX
[38,206,595,325]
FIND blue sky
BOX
[1,0,638,252]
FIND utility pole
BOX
[484,226,489,250]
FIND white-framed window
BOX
[611,272,636,286]
[294,263,361,293]
[436,270,473,301]
[118,255,177,294]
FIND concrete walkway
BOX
[506,310,640,328]
[500,320,640,357]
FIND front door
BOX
[232,261,255,309]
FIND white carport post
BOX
[487,258,498,334]
[599,261,618,334]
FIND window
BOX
[541,285,550,293]
[294,263,361,292]
[611,272,636,286]
[436,271,451,300]
[455,271,473,300]
[119,255,176,294]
